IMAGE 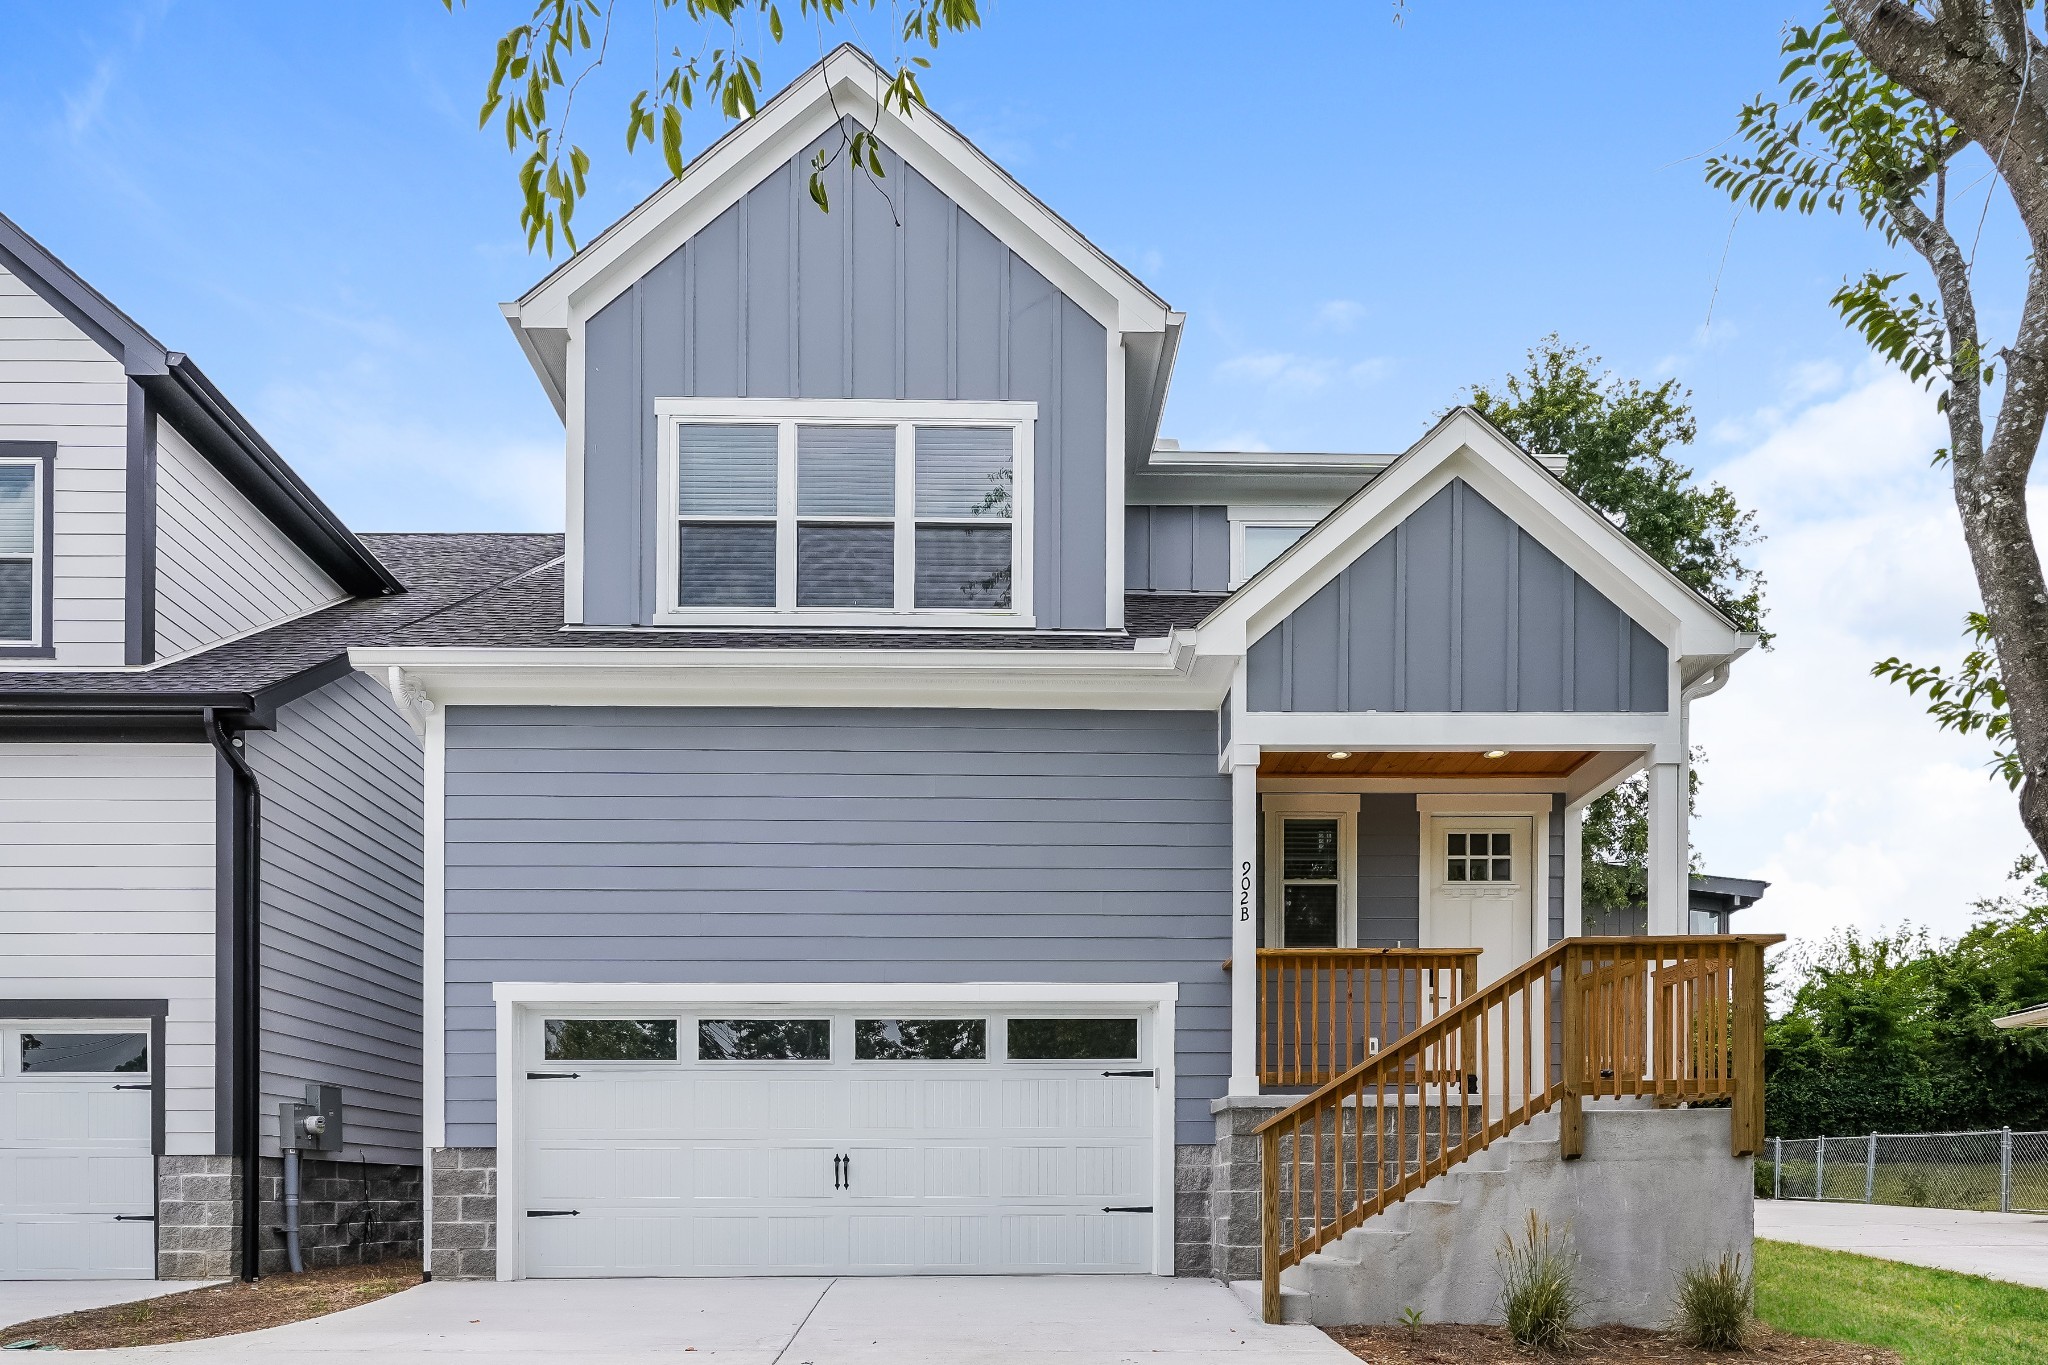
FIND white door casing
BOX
[0,1020,155,1279]
[1415,794,1553,987]
[494,984,1177,1280]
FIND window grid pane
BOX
[797,424,895,516]
[678,523,776,606]
[797,524,894,608]
[1446,831,1511,884]
[914,526,1011,608]
[678,424,778,516]
[0,560,30,642]
[915,427,1012,519]
[0,465,34,555]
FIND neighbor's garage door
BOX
[517,1009,1158,1277]
[0,1022,155,1279]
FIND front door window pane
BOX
[1447,831,1512,884]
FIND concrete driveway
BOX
[0,1280,215,1336]
[82,1275,1355,1364]
[1755,1199,2048,1289]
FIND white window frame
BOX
[0,455,46,649]
[1261,792,1360,948]
[1229,518,1316,588]
[654,398,1036,628]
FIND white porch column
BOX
[1228,743,1260,1094]
[1644,760,1684,935]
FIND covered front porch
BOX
[1224,743,1694,1093]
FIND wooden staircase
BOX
[1256,934,1781,1323]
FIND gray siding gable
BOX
[441,707,1228,1144]
[1246,479,1669,713]
[583,119,1110,631]
[1126,506,1228,593]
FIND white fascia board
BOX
[493,981,1178,1007]
[1235,709,1679,756]
[508,50,1170,339]
[348,639,1234,710]
[1195,410,1750,663]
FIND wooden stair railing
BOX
[1253,948,1481,1087]
[1256,934,1782,1324]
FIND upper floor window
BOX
[656,400,1034,626]
[1230,520,1312,587]
[0,451,48,649]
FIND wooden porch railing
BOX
[1251,949,1481,1087]
[1257,934,1782,1323]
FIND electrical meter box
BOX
[278,1082,344,1153]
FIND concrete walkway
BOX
[1755,1199,2048,1290]
[81,1275,1355,1364]
[0,1280,216,1335]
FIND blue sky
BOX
[4,1,2039,943]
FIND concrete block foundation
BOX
[154,1155,421,1279]
[429,1147,499,1281]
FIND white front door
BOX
[0,1021,155,1279]
[1421,817,1536,986]
[516,1009,1159,1278]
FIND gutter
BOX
[204,708,264,1283]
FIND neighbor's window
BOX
[544,1019,678,1062]
[1006,1018,1139,1061]
[698,1018,832,1062]
[20,1033,147,1074]
[1240,523,1309,581]
[0,460,41,645]
[855,1018,987,1061]
[1446,832,1512,883]
[664,405,1027,618]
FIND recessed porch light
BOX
[1483,749,1509,760]
[1326,751,1352,760]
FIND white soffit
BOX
[1194,409,1752,662]
[507,46,1172,339]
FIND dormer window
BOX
[656,400,1034,627]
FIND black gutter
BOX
[203,708,263,1283]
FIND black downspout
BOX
[205,708,262,1283]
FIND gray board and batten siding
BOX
[1247,479,1669,714]
[244,671,425,1165]
[441,707,1230,1144]
[582,119,1111,630]
[1126,506,1228,594]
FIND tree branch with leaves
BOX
[443,0,980,253]
[1709,5,2048,859]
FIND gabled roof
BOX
[502,44,1179,421]
[0,209,400,597]
[1195,408,1756,674]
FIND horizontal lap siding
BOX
[154,422,343,657]
[245,673,424,1164]
[444,708,1229,1144]
[582,119,1110,630]
[0,743,216,1152]
[0,264,126,663]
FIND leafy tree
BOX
[441,0,980,253]
[1468,339,1767,906]
[1708,6,2048,862]
[1874,611,2022,789]
[1765,859,2048,1137]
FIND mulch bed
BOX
[0,1259,421,1351]
[1325,1323,1903,1364]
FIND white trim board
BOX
[490,981,1179,1281]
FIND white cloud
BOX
[1688,364,2034,949]
[1217,351,1338,394]
[1315,299,1367,331]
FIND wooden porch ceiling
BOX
[1258,750,1595,778]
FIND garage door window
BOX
[854,1018,986,1061]
[698,1018,831,1061]
[19,1032,148,1074]
[544,1019,677,1062]
[1006,1018,1138,1061]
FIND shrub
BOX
[1897,1168,1932,1207]
[1753,1159,1775,1198]
[1672,1253,1753,1351]
[1498,1210,1580,1353]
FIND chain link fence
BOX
[1761,1128,2048,1213]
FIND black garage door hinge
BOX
[525,1071,580,1080]
[1101,1069,1155,1078]
[114,1214,155,1222]
[526,1209,580,1218]
[113,1083,151,1091]
[1101,1206,1153,1214]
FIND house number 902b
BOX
[1239,860,1253,922]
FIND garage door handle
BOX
[113,1083,152,1091]
[526,1209,579,1218]
[1101,1206,1153,1214]
[114,1214,155,1222]
[1102,1069,1154,1078]
[526,1071,580,1080]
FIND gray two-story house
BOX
[349,46,1765,1317]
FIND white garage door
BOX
[0,1021,155,1279]
[516,1008,1161,1278]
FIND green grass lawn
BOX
[1757,1238,2048,1365]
